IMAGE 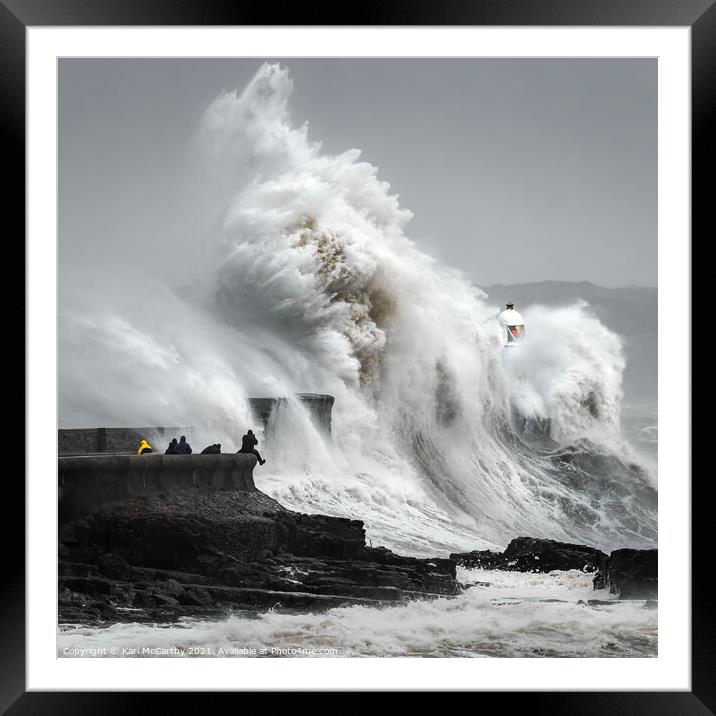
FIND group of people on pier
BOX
[136,429,266,465]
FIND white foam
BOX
[57,570,657,658]
[59,63,656,555]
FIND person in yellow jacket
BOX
[137,439,153,455]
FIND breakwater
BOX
[58,453,256,524]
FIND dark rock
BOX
[462,581,491,589]
[134,589,157,608]
[450,537,607,573]
[264,576,300,591]
[57,487,462,624]
[593,548,657,599]
[164,579,185,598]
[153,592,180,607]
[59,561,97,578]
[217,565,254,587]
[59,605,103,624]
[450,548,504,570]
[135,567,209,585]
[279,513,366,559]
[61,575,113,596]
[109,585,133,606]
[73,520,92,545]
[182,587,213,606]
[98,553,131,579]
[100,603,121,620]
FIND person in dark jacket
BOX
[238,429,266,465]
[165,438,178,454]
[200,443,221,454]
[175,435,192,454]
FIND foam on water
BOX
[57,570,657,658]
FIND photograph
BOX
[55,56,660,660]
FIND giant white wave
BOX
[59,63,657,556]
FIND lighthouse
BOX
[497,302,526,347]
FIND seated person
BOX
[200,443,222,454]
[238,429,266,465]
[175,435,192,454]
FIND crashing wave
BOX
[59,63,657,555]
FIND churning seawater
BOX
[58,568,657,658]
[58,63,657,657]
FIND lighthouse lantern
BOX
[497,303,526,347]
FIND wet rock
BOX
[98,553,131,579]
[451,537,607,573]
[462,581,491,589]
[182,587,213,606]
[134,589,157,609]
[58,487,462,624]
[217,565,254,587]
[61,575,113,596]
[593,548,657,599]
[73,520,92,545]
[164,578,185,598]
[153,592,180,608]
[279,513,366,559]
[59,561,97,578]
[109,585,134,606]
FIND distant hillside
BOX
[481,281,657,405]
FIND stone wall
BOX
[58,453,256,525]
[58,427,184,456]
[250,393,335,435]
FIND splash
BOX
[59,63,656,555]
[58,569,657,658]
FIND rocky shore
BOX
[451,537,658,599]
[58,488,658,626]
[59,489,461,624]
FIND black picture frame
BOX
[6,0,706,709]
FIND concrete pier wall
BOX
[58,453,257,525]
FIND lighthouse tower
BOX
[497,303,526,347]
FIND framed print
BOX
[6,0,708,709]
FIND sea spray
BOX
[59,63,656,555]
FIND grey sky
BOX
[59,58,656,288]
